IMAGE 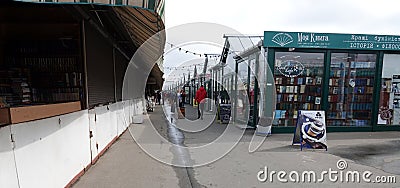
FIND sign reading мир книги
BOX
[264,31,400,50]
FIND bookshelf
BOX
[327,54,376,127]
[0,39,83,108]
[273,63,324,127]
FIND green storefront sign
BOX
[264,31,400,50]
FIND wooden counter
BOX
[0,101,81,125]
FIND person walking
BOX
[180,89,186,107]
[157,91,161,105]
[195,85,207,120]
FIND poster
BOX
[393,75,400,124]
[392,75,400,94]
[293,110,327,150]
[218,104,231,124]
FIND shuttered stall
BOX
[85,23,115,108]
[114,49,129,101]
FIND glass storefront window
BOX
[235,60,250,124]
[249,58,257,124]
[328,53,376,127]
[378,54,400,125]
[273,52,324,126]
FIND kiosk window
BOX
[273,52,324,127]
[328,53,376,127]
[378,54,400,125]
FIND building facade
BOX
[0,1,165,187]
[214,32,400,133]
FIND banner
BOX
[293,110,327,150]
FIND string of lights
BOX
[164,62,204,71]
[162,39,253,90]
[163,41,237,78]
[166,42,222,58]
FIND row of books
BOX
[327,112,347,119]
[328,103,345,111]
[276,76,373,88]
[328,95,373,103]
[330,69,374,77]
[5,57,80,73]
[31,88,81,103]
[329,69,347,77]
[350,70,375,77]
[277,85,322,94]
[328,102,373,111]
[272,115,370,127]
[330,62,348,69]
[303,68,324,77]
[31,72,83,88]
[277,85,303,93]
[276,102,321,110]
[275,76,323,85]
[272,119,293,126]
[273,110,298,125]
[328,86,373,94]
[329,78,373,86]
[7,40,79,56]
[327,120,369,127]
[277,94,322,103]
[347,120,369,127]
[326,120,347,126]
[327,111,371,119]
[350,61,375,69]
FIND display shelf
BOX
[327,59,376,127]
[0,39,83,109]
[274,67,323,126]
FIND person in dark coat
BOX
[157,91,161,105]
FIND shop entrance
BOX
[234,52,260,128]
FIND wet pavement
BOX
[329,140,400,175]
[73,102,400,188]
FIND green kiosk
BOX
[232,31,400,133]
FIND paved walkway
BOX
[72,105,181,188]
[72,103,400,188]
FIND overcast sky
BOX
[165,0,400,35]
[163,0,400,85]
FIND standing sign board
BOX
[293,110,327,150]
[218,104,231,124]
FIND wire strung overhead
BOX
[166,42,222,58]
[164,62,204,71]
[164,41,237,73]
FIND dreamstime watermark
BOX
[123,22,276,167]
[257,159,397,184]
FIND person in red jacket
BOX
[195,85,207,119]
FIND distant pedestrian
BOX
[157,91,161,105]
[195,85,207,120]
[180,89,186,107]
[177,90,182,108]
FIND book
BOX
[316,77,322,85]
[300,85,306,93]
[315,97,321,105]
[306,77,314,85]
